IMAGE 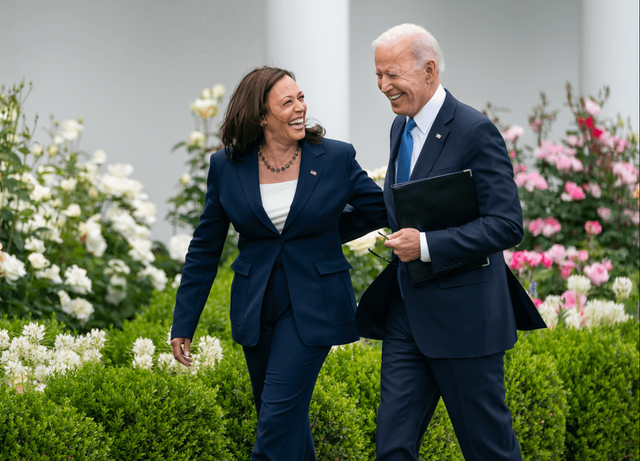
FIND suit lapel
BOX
[282,140,324,233]
[410,90,456,179]
[236,146,280,234]
[385,116,406,231]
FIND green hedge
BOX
[0,388,111,460]
[522,324,640,461]
[44,364,231,460]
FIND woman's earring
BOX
[262,122,267,127]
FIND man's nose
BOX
[379,76,392,93]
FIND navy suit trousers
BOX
[243,255,330,461]
[375,298,522,461]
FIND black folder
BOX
[391,169,489,283]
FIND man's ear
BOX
[424,60,437,83]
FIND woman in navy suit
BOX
[170,66,387,460]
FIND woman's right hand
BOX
[171,337,193,367]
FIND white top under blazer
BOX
[259,179,298,233]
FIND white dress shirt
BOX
[260,180,298,233]
[395,84,446,263]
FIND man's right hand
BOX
[171,337,193,367]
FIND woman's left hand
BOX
[171,337,193,367]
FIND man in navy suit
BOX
[364,24,541,460]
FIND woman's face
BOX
[263,75,307,145]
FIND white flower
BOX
[179,173,191,185]
[98,174,143,198]
[106,275,127,305]
[567,275,591,295]
[132,337,156,356]
[62,203,82,217]
[48,145,58,156]
[132,354,154,370]
[104,259,131,276]
[612,277,633,300]
[51,349,81,372]
[346,230,379,256]
[1,253,27,282]
[81,348,102,364]
[64,265,93,295]
[196,335,223,368]
[201,88,213,99]
[138,265,168,291]
[4,359,27,381]
[92,149,107,165]
[36,165,57,187]
[27,252,51,270]
[128,238,155,265]
[30,184,52,202]
[35,264,63,284]
[78,220,107,257]
[172,273,182,289]
[60,119,83,141]
[25,237,46,253]
[54,333,76,351]
[87,329,107,350]
[64,297,94,322]
[33,364,50,382]
[212,84,225,99]
[584,299,629,326]
[168,233,192,263]
[188,130,206,148]
[190,98,217,119]
[60,178,77,192]
[22,323,45,344]
[563,308,585,329]
[584,99,601,117]
[157,353,177,371]
[107,163,134,178]
[0,330,10,349]
[131,198,157,226]
[31,143,43,157]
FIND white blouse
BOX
[259,180,298,233]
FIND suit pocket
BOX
[230,256,252,325]
[314,256,355,325]
[437,265,493,289]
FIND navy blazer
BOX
[383,90,527,358]
[171,138,387,347]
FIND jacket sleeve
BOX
[426,118,523,273]
[339,143,389,244]
[171,158,230,339]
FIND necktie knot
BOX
[405,117,416,134]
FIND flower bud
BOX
[179,173,191,185]
[48,145,58,156]
[32,143,43,157]
[212,84,226,99]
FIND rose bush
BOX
[0,81,176,330]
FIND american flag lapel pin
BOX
[436,133,442,139]
[310,170,317,175]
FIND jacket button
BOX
[277,239,283,245]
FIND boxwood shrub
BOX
[44,363,231,460]
[0,387,111,460]
[522,323,639,461]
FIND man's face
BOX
[374,38,432,118]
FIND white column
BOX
[582,0,639,132]
[265,0,350,141]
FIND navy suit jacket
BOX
[171,138,387,347]
[374,90,530,358]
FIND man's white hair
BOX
[372,23,445,73]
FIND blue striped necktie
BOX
[396,117,416,183]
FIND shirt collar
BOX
[409,84,446,134]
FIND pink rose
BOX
[597,207,612,222]
[584,182,601,198]
[530,118,543,133]
[577,250,589,262]
[555,156,573,171]
[584,220,602,236]
[612,162,639,186]
[560,264,575,278]
[564,181,586,200]
[532,297,543,307]
[584,99,601,117]
[599,130,616,149]
[547,244,567,264]
[623,209,640,226]
[528,218,545,237]
[602,259,613,271]
[509,251,527,270]
[503,126,524,142]
[583,262,609,286]
[524,250,543,267]
[515,172,548,192]
[514,164,527,174]
[616,139,629,153]
[540,252,553,269]
[561,289,586,309]
[542,217,562,237]
[509,150,517,158]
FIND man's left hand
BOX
[384,228,420,262]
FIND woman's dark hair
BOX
[219,66,325,162]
